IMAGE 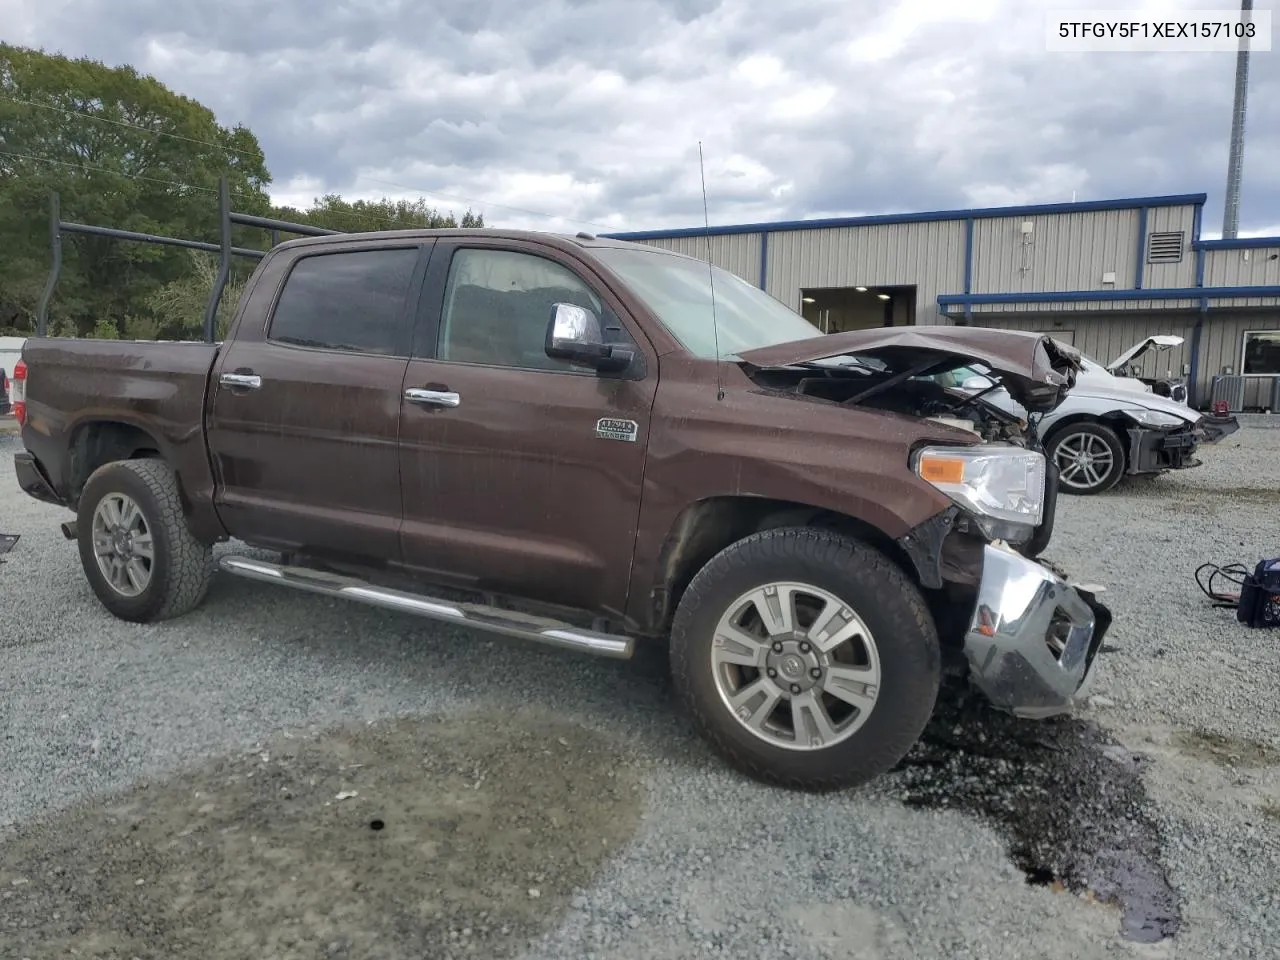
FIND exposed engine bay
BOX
[746,356,1034,445]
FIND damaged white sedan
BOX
[931,335,1240,495]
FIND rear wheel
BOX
[76,458,215,622]
[668,526,940,791]
[1045,421,1126,495]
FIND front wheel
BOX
[1045,421,1126,495]
[668,526,941,791]
[76,458,215,622]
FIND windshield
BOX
[591,245,823,358]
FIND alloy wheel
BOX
[710,581,881,751]
[91,492,155,597]
[1054,431,1116,492]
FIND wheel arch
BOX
[642,495,918,636]
[1043,410,1136,448]
[67,419,166,504]
[63,417,226,542]
[1040,414,1131,492]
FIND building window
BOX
[1241,330,1280,376]
[1146,231,1185,264]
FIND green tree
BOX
[134,249,247,341]
[0,42,273,336]
[274,193,483,234]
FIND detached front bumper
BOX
[1196,414,1239,444]
[963,543,1111,718]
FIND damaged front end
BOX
[900,514,1111,718]
[959,542,1111,717]
[1120,407,1238,477]
[1196,412,1240,445]
[740,327,1110,717]
[740,327,1079,558]
[1124,417,1202,476]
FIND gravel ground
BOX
[1,425,1279,960]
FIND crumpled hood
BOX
[736,326,1083,413]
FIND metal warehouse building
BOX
[606,192,1280,411]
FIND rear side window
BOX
[268,247,420,356]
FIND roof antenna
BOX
[698,141,724,401]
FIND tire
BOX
[1044,421,1126,495]
[668,526,941,791]
[76,458,215,623]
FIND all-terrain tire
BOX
[668,526,941,791]
[76,458,216,623]
[1044,420,1126,495]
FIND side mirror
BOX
[544,302,632,373]
[961,374,996,392]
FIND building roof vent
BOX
[1146,231,1185,263]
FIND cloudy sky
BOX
[6,0,1279,237]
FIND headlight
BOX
[913,445,1046,527]
[1121,408,1185,429]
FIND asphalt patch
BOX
[0,707,647,960]
[887,685,1181,944]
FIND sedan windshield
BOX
[591,245,823,359]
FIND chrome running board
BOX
[217,555,635,659]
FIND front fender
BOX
[626,369,965,627]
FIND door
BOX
[207,240,432,562]
[396,239,659,615]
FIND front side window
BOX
[437,248,612,371]
[268,247,421,356]
[1242,331,1280,375]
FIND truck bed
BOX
[17,337,225,539]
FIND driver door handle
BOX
[220,372,262,390]
[405,388,461,408]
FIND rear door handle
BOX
[405,388,460,408]
[220,373,262,390]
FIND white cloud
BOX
[6,0,1279,235]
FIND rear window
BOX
[268,247,421,356]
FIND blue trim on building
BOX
[1134,206,1148,290]
[1189,307,1209,407]
[1193,204,1206,285]
[1187,201,1207,405]
[962,217,974,323]
[937,284,1280,312]
[962,218,974,293]
[602,193,1208,241]
[1192,202,1207,309]
[759,231,769,290]
[1195,236,1280,250]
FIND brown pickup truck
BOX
[12,227,1111,790]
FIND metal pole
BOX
[35,191,62,337]
[1221,0,1253,239]
[203,176,232,342]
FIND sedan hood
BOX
[737,326,1083,413]
[1106,334,1184,372]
